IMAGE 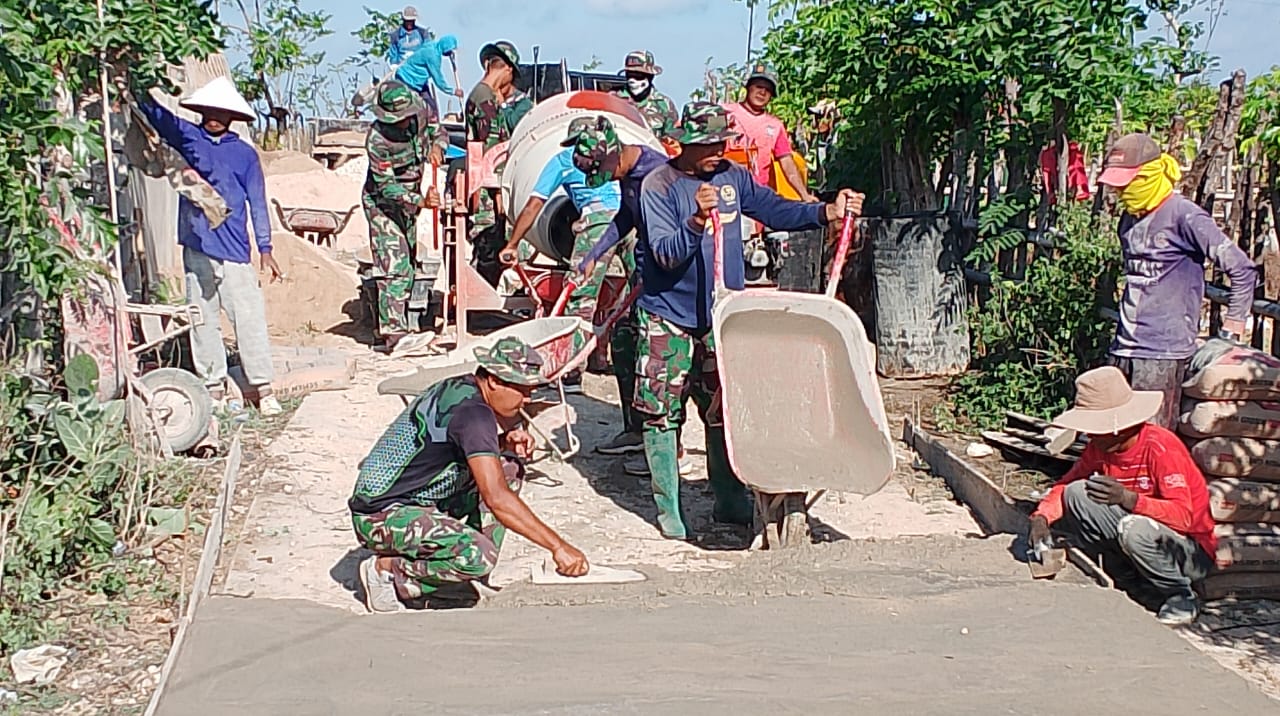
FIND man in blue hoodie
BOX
[394,34,462,123]
[137,77,284,416]
[634,102,862,540]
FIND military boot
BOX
[706,426,753,525]
[644,429,690,540]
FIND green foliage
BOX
[228,0,333,116]
[948,206,1122,429]
[1242,67,1280,170]
[690,58,747,104]
[969,193,1036,267]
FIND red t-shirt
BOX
[1032,423,1217,556]
[723,102,793,186]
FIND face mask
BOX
[1117,154,1180,215]
[626,78,651,97]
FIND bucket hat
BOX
[372,80,424,124]
[671,102,740,145]
[401,5,418,20]
[564,116,622,189]
[620,50,662,76]
[474,337,547,386]
[1051,366,1163,435]
[180,76,255,123]
[1098,133,1162,187]
[480,41,521,74]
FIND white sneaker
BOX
[259,395,283,417]
[359,556,405,613]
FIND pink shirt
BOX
[723,102,793,186]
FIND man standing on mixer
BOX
[630,102,862,541]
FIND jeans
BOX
[1061,481,1213,597]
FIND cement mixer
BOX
[500,91,664,264]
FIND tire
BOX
[139,368,213,454]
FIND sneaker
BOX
[595,431,644,455]
[259,395,283,417]
[358,556,405,613]
[1157,593,1199,626]
[624,452,693,477]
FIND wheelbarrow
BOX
[271,198,359,248]
[710,207,895,549]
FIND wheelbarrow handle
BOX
[824,206,859,299]
[550,277,577,317]
[709,209,725,298]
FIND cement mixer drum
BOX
[501,91,665,264]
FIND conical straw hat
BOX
[180,76,255,123]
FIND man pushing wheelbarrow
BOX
[631,102,865,541]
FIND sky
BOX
[229,0,1279,110]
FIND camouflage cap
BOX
[474,337,546,387]
[562,116,597,144]
[564,116,622,189]
[620,50,662,76]
[672,102,740,146]
[746,61,779,93]
[372,80,425,124]
[480,41,521,73]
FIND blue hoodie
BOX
[395,35,459,96]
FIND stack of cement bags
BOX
[1179,343,1280,600]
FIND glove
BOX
[1085,474,1137,510]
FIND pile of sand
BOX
[264,164,370,250]
[259,149,326,176]
[262,230,361,340]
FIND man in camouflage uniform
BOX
[466,41,534,285]
[632,103,862,540]
[351,337,590,612]
[616,50,679,140]
[363,81,450,351]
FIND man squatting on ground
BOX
[137,77,284,416]
[362,81,448,352]
[350,337,589,613]
[1028,366,1216,625]
[1096,133,1258,429]
[626,102,863,540]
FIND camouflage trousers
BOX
[363,195,417,337]
[351,458,524,599]
[470,188,508,286]
[564,210,631,321]
[609,255,642,433]
[633,306,723,432]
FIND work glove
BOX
[1085,474,1138,511]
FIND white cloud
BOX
[583,0,708,18]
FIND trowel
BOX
[530,559,646,585]
[1028,537,1067,580]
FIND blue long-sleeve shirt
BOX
[579,146,670,271]
[138,98,271,264]
[638,160,827,331]
[387,25,430,65]
[395,35,458,95]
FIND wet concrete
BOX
[157,538,1275,714]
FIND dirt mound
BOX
[260,149,326,176]
[262,231,360,339]
[265,166,369,248]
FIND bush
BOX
[947,205,1122,429]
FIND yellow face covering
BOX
[1117,153,1181,215]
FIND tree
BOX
[227,0,333,134]
[582,56,604,72]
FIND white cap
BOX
[180,76,255,123]
[402,5,419,19]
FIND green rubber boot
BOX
[706,426,753,525]
[643,428,689,539]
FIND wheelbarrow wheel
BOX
[778,492,809,548]
[139,368,212,454]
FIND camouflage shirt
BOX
[349,375,501,514]
[465,82,533,150]
[616,88,679,139]
[363,112,449,208]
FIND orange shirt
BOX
[723,102,793,186]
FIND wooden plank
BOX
[994,426,1085,457]
[144,435,242,716]
[981,431,1078,467]
[903,419,1028,535]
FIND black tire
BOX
[139,368,213,454]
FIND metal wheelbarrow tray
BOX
[711,209,895,498]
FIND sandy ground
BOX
[219,362,977,612]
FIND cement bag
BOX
[1183,344,1280,401]
[1179,400,1280,440]
[1199,571,1280,601]
[1214,523,1280,571]
[1191,437,1280,482]
[1209,479,1280,523]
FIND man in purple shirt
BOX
[137,77,283,416]
[630,102,861,540]
[1098,133,1259,429]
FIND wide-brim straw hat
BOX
[1051,366,1163,435]
[180,76,255,123]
